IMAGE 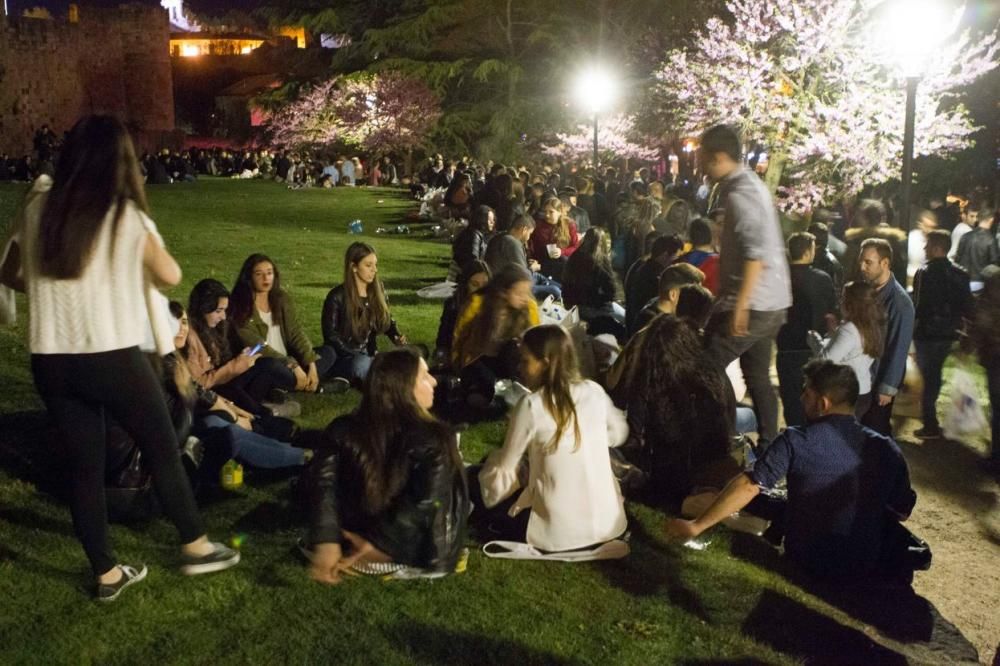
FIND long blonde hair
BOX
[522,325,582,454]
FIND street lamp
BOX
[880,0,963,241]
[571,64,619,171]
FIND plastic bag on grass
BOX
[943,366,988,440]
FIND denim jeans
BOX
[197,415,305,469]
[322,346,374,384]
[735,406,758,435]
[913,339,954,428]
[532,272,562,301]
[707,308,787,443]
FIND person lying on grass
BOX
[304,347,469,583]
[472,325,628,552]
[665,360,920,583]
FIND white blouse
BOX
[479,379,629,552]
[259,309,288,356]
[810,321,874,395]
[15,177,155,355]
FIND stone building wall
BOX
[0,4,175,155]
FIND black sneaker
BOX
[96,564,147,602]
[180,542,240,576]
[319,378,351,394]
[914,425,943,439]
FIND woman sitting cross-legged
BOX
[170,302,307,472]
[560,227,626,340]
[473,325,629,555]
[611,314,742,508]
[186,278,300,417]
[433,260,491,369]
[303,348,469,583]
[321,242,407,388]
[229,253,339,395]
[451,265,539,409]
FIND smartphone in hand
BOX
[247,342,265,356]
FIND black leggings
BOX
[32,348,205,575]
[215,357,295,414]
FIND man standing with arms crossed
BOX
[700,125,791,447]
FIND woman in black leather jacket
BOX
[451,205,495,276]
[320,242,406,386]
[304,347,469,583]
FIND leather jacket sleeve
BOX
[321,286,352,356]
[307,436,343,547]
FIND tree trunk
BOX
[764,152,785,196]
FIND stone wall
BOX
[0,4,175,155]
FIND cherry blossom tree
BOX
[646,0,999,213]
[267,72,441,158]
[543,113,660,165]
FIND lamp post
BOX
[881,0,963,248]
[572,64,618,172]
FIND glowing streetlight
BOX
[571,64,619,170]
[878,0,963,245]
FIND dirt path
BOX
[890,386,1000,664]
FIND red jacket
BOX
[528,220,580,263]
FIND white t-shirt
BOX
[15,178,152,354]
[259,309,288,356]
[479,379,628,552]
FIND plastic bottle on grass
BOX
[221,459,244,490]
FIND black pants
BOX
[776,349,813,428]
[467,464,529,542]
[216,357,294,414]
[861,396,895,437]
[32,348,205,575]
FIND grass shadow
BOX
[596,510,711,622]
[385,621,576,666]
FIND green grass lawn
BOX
[0,179,970,665]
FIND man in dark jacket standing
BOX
[777,232,838,427]
[912,230,972,438]
[858,239,915,437]
[955,205,998,292]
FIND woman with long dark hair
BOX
[475,325,628,550]
[230,253,337,394]
[185,278,300,415]
[809,280,884,418]
[561,227,625,336]
[452,205,495,276]
[304,347,469,582]
[321,242,407,386]
[0,115,238,600]
[451,265,539,406]
[618,315,740,507]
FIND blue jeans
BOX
[532,273,562,301]
[736,406,758,435]
[914,339,953,428]
[197,415,305,469]
[325,347,374,384]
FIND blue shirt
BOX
[750,415,915,577]
[717,166,792,312]
[874,275,915,396]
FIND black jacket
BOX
[321,285,402,356]
[307,416,469,573]
[777,265,837,351]
[913,257,972,341]
[452,227,487,275]
[955,228,999,282]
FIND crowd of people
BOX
[2,114,998,604]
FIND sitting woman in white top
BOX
[808,280,883,419]
[474,325,629,553]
